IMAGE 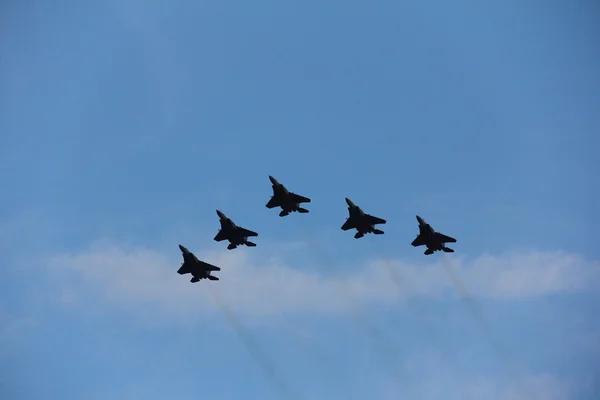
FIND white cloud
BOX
[45,241,600,320]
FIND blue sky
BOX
[1,1,599,399]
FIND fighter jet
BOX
[411,215,457,255]
[341,198,387,239]
[214,210,258,250]
[177,244,220,282]
[265,175,311,217]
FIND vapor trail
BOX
[207,287,302,400]
[304,235,408,385]
[440,254,534,398]
[440,254,492,335]
[367,241,458,366]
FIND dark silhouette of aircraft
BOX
[214,210,258,250]
[411,215,457,255]
[341,198,386,239]
[177,244,220,282]
[265,175,311,217]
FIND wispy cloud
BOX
[400,373,575,400]
[455,373,574,400]
[0,305,37,358]
[44,240,600,321]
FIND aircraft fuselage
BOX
[189,268,211,282]
[349,207,373,233]
[215,211,257,250]
[219,219,240,242]
[415,217,455,254]
[178,245,220,282]
[177,260,211,280]
[221,222,249,246]
[419,223,441,249]
[273,184,303,213]
[275,187,298,210]
[266,176,311,217]
[273,183,288,198]
[342,198,386,239]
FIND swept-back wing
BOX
[177,264,190,274]
[290,193,311,203]
[341,218,356,231]
[411,235,426,247]
[265,197,280,208]
[182,252,195,264]
[213,230,228,242]
[435,232,456,243]
[366,214,386,225]
[199,261,221,271]
[237,227,258,237]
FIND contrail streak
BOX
[304,234,408,385]
[368,241,458,366]
[207,287,302,400]
[441,254,535,398]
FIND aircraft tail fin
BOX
[354,232,364,239]
[279,210,290,217]
[442,247,454,253]
[190,276,200,283]
[424,249,434,255]
[372,229,384,235]
[227,244,237,250]
[245,241,257,247]
[297,208,309,213]
[208,275,219,281]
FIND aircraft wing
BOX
[213,229,228,242]
[199,261,221,272]
[181,252,195,264]
[177,264,190,275]
[411,235,426,247]
[341,218,356,231]
[237,227,258,237]
[290,192,311,203]
[366,214,387,225]
[435,232,456,243]
[265,196,280,209]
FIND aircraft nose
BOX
[216,210,225,219]
[178,244,187,252]
[345,197,354,207]
[416,215,425,224]
[268,175,278,185]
